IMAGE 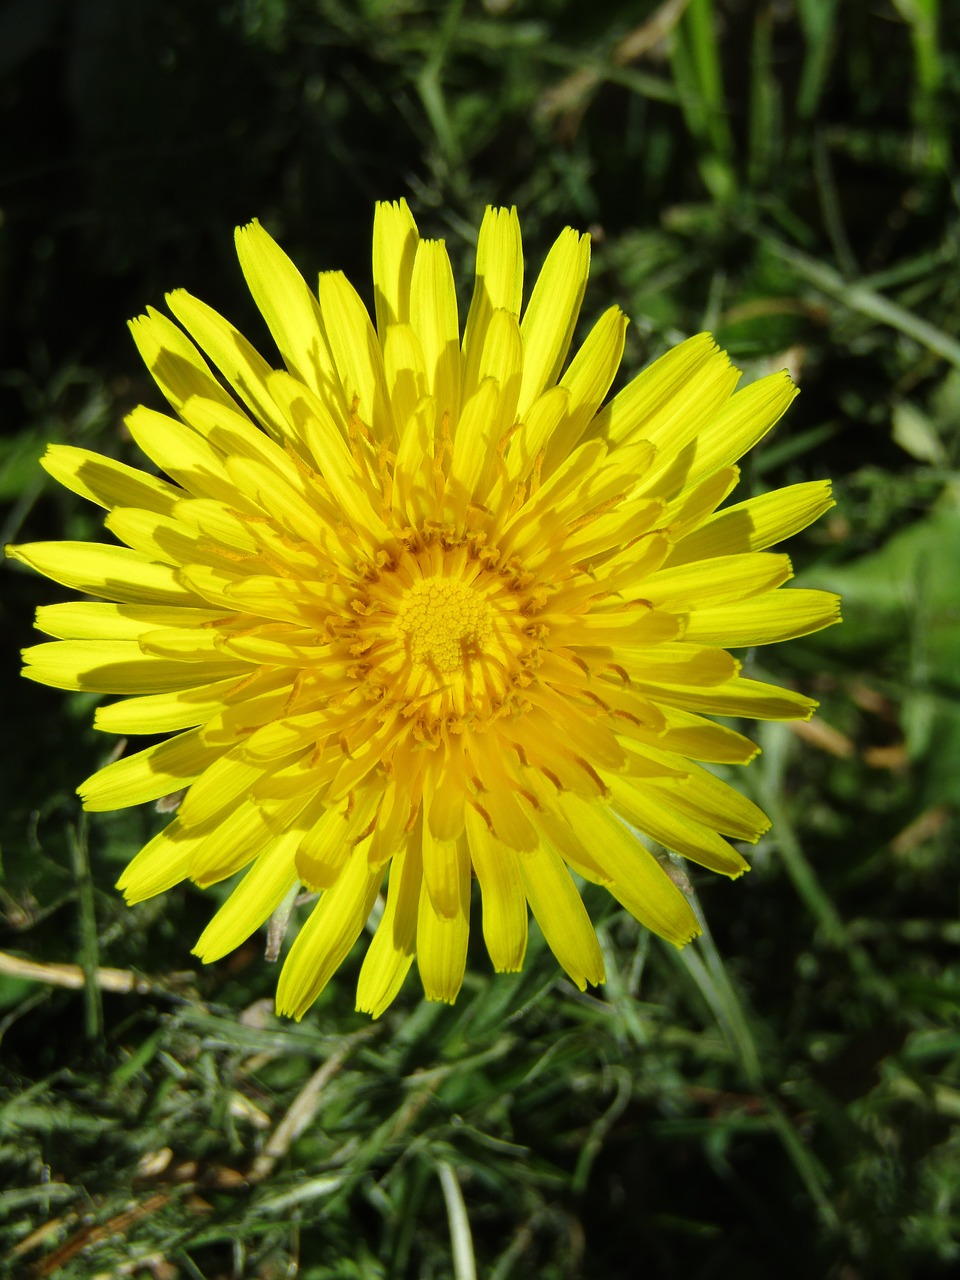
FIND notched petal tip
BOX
[235,215,263,241]
[354,996,387,1020]
[376,195,413,215]
[670,921,703,949]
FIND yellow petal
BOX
[642,552,793,610]
[117,817,200,903]
[637,706,760,765]
[79,728,225,811]
[462,206,523,400]
[295,804,352,891]
[502,385,569,488]
[383,323,428,438]
[177,749,270,826]
[234,218,338,401]
[104,507,233,569]
[416,834,470,1003]
[275,846,383,1018]
[568,517,668,575]
[128,306,237,417]
[465,732,538,851]
[318,270,393,438]
[41,444,183,515]
[476,206,524,315]
[8,540,199,606]
[545,305,627,469]
[225,456,329,547]
[605,775,751,878]
[421,819,462,920]
[194,829,302,962]
[165,289,291,442]
[549,604,680,649]
[200,682,305,749]
[367,777,407,869]
[559,794,701,943]
[124,406,251,508]
[295,790,378,890]
[372,198,420,333]
[266,371,389,545]
[216,627,330,667]
[242,712,329,765]
[677,370,798,489]
[517,839,604,991]
[410,238,460,430]
[614,642,738,687]
[392,394,435,524]
[501,715,613,800]
[518,227,590,417]
[33,602,225,641]
[578,527,670,586]
[173,498,260,556]
[522,686,625,771]
[189,798,280,887]
[591,333,735,449]
[475,304,523,394]
[646,676,818,721]
[465,807,527,974]
[499,438,606,554]
[223,572,346,626]
[682,588,842,646]
[21,639,245,693]
[471,308,524,457]
[426,740,467,841]
[94,679,239,735]
[647,764,770,842]
[254,755,324,804]
[660,467,740,542]
[356,835,422,1017]
[176,563,256,610]
[179,395,306,485]
[138,626,235,663]
[667,480,835,565]
[447,378,500,519]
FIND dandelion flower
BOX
[8,202,840,1017]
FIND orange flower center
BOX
[343,531,551,726]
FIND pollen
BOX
[346,537,542,723]
[395,578,493,675]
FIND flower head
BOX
[9,201,839,1017]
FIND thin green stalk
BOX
[671,898,839,1228]
[669,0,737,201]
[747,4,778,189]
[764,238,960,369]
[813,132,858,275]
[685,0,732,158]
[69,816,102,1042]
[416,0,468,168]
[437,1161,477,1280]
[795,0,839,120]
[893,0,949,169]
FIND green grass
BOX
[2,1,960,1276]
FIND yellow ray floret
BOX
[7,199,840,1018]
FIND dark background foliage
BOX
[2,1,959,1277]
